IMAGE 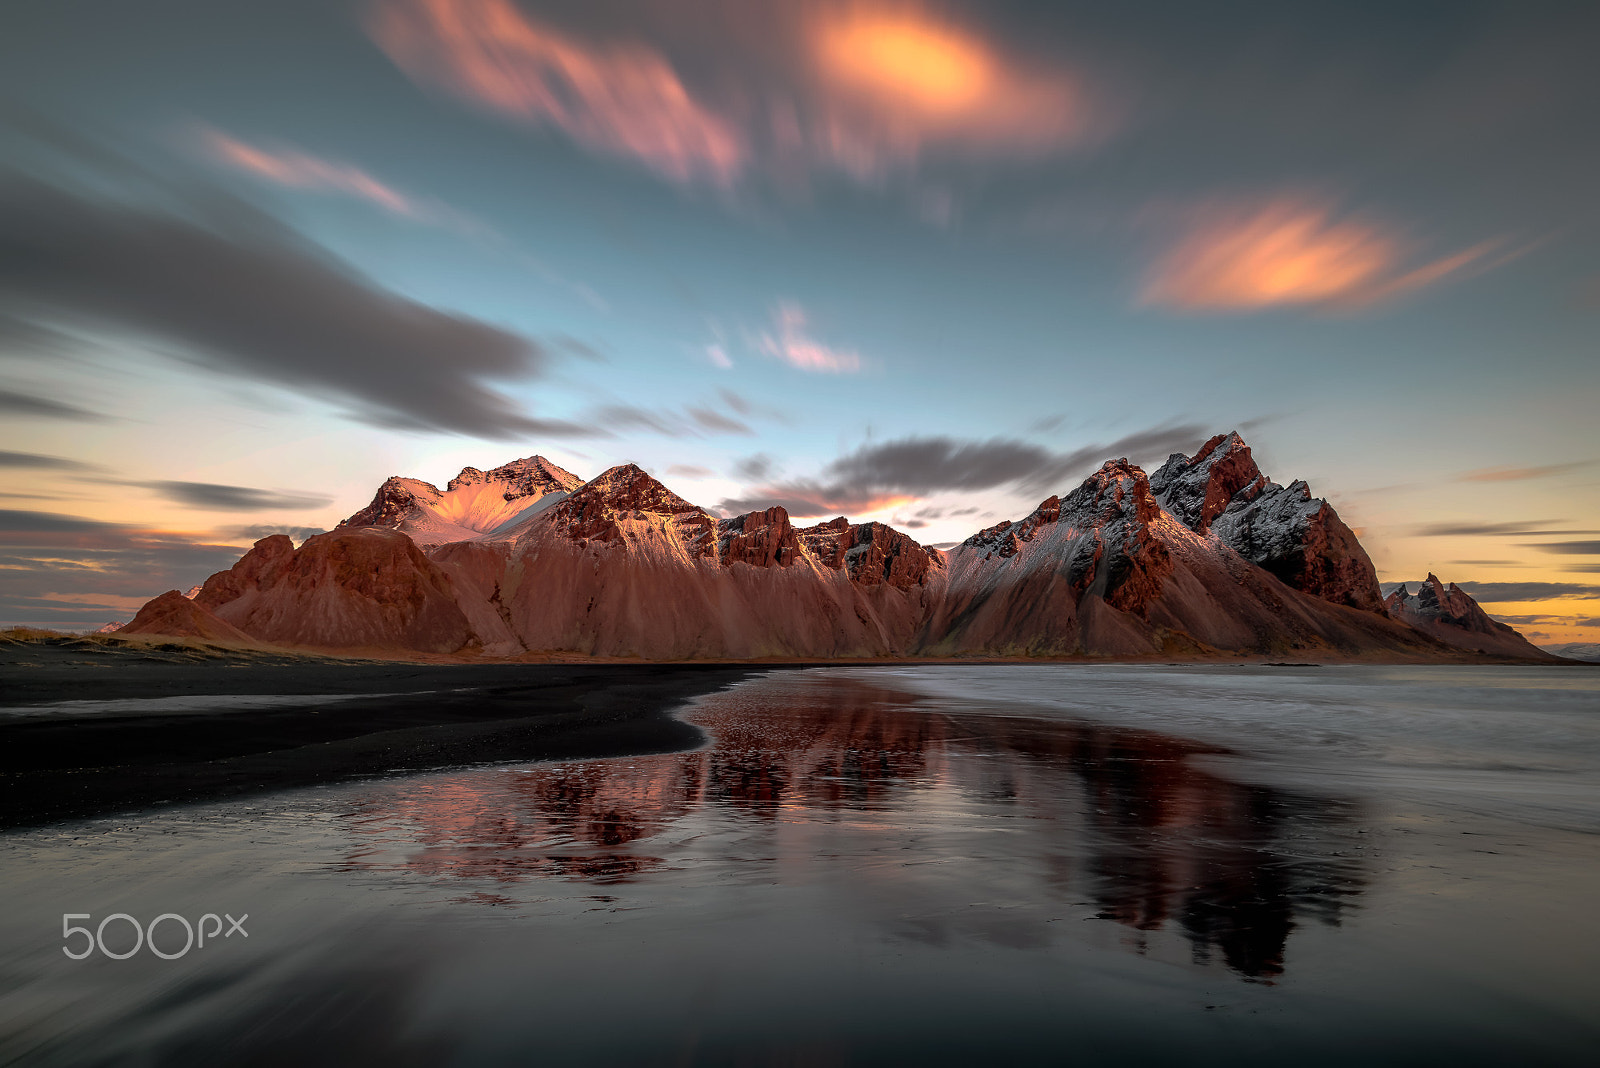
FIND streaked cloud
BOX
[1530,540,1600,555]
[0,158,590,440]
[1458,462,1590,483]
[1489,614,1600,628]
[1411,520,1570,537]
[0,508,113,534]
[145,482,335,512]
[1141,198,1509,312]
[719,423,1205,518]
[758,303,860,373]
[368,0,746,186]
[365,1,1091,191]
[1451,581,1600,602]
[204,129,421,215]
[0,387,108,422]
[0,509,249,628]
[665,464,712,479]
[201,128,483,236]
[583,391,758,438]
[686,407,753,435]
[0,451,97,472]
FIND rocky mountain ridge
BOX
[1383,574,1549,659]
[119,436,1553,661]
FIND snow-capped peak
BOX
[337,454,585,547]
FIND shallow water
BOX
[1,664,1597,1065]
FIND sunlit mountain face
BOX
[340,672,1365,979]
[0,1,1596,643]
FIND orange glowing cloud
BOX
[367,0,746,186]
[1142,199,1508,312]
[801,4,1090,179]
[203,129,424,217]
[818,14,994,116]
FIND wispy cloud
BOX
[582,390,758,438]
[145,482,334,512]
[1141,197,1513,313]
[0,450,98,472]
[1529,540,1600,555]
[0,508,252,628]
[1451,581,1600,602]
[0,387,108,422]
[204,129,423,215]
[367,0,746,186]
[1458,462,1590,482]
[365,1,1094,192]
[758,303,861,373]
[1409,520,1587,537]
[0,147,593,440]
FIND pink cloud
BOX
[365,2,1095,194]
[1141,197,1512,312]
[758,304,861,373]
[203,129,426,217]
[367,0,747,186]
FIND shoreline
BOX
[0,641,763,830]
[2,633,1590,832]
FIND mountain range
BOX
[119,433,1553,661]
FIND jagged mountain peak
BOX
[1384,574,1552,659]
[338,453,584,547]
[1067,458,1162,526]
[446,455,582,495]
[958,459,1158,561]
[1151,433,1383,613]
[1151,431,1268,534]
[569,463,704,515]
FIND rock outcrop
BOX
[1153,433,1385,613]
[718,507,800,568]
[193,529,474,653]
[1384,575,1554,659]
[118,590,255,645]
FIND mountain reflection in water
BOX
[339,673,1364,979]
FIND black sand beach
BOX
[0,637,756,830]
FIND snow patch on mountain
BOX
[337,455,584,548]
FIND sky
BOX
[1,0,1597,642]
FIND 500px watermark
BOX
[62,913,248,960]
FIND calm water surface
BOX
[2,665,1597,1065]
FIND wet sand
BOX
[0,638,757,829]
